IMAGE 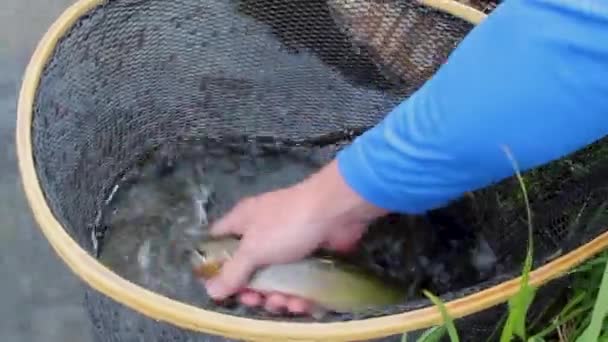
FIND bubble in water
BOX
[137,239,152,270]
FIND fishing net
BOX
[28,0,608,341]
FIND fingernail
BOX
[205,280,224,299]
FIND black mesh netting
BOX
[29,0,608,341]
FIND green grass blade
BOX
[573,314,592,339]
[513,285,538,339]
[577,259,608,342]
[528,293,562,332]
[500,314,515,342]
[502,146,534,276]
[486,312,508,342]
[501,285,538,342]
[531,301,595,339]
[570,256,608,275]
[499,146,537,341]
[530,290,588,339]
[423,290,460,342]
[561,292,589,317]
[415,326,447,342]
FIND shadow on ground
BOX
[1,1,93,341]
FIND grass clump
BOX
[405,147,608,342]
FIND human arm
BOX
[337,0,608,214]
[204,0,608,312]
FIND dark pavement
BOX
[1,1,93,341]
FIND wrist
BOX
[298,160,387,224]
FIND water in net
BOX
[96,140,500,321]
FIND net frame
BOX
[15,0,608,341]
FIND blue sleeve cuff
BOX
[336,137,437,214]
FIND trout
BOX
[190,237,409,314]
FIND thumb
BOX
[204,245,259,300]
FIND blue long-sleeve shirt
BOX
[336,0,608,214]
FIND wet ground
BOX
[0,1,94,341]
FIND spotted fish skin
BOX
[191,237,409,313]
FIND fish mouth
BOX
[193,261,223,279]
[190,248,224,279]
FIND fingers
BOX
[264,295,312,314]
[286,297,312,314]
[238,290,262,307]
[264,293,288,313]
[238,291,314,315]
[204,244,259,300]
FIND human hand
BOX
[202,160,386,314]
